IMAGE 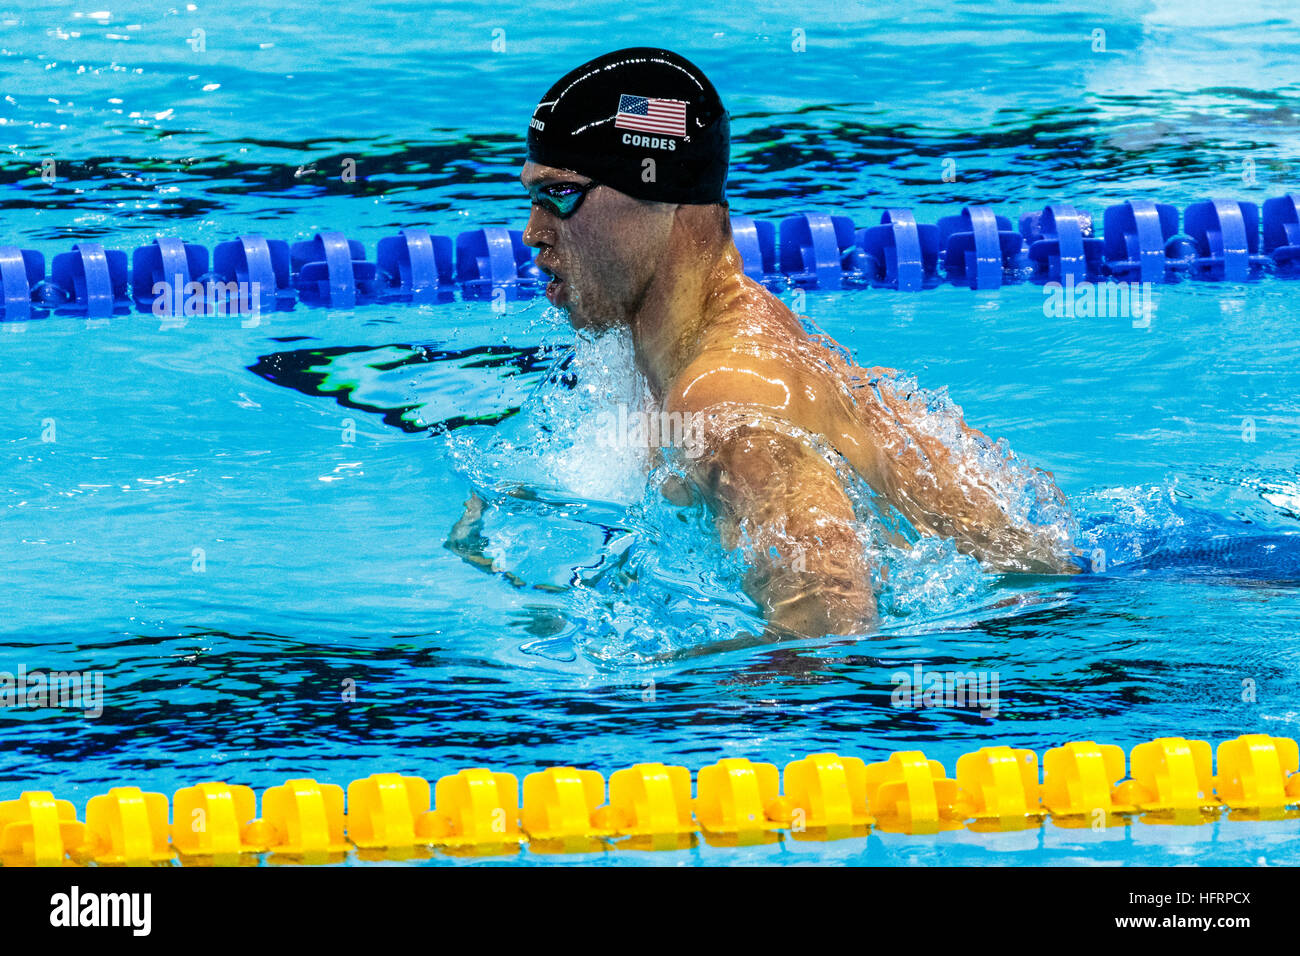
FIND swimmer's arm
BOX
[685,421,878,638]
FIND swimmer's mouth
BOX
[537,260,566,305]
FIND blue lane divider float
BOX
[131,237,208,311]
[376,228,455,303]
[1101,199,1184,283]
[857,210,940,291]
[938,206,1023,290]
[212,235,294,310]
[778,212,858,290]
[2,193,1299,320]
[1263,193,1300,276]
[1183,200,1270,281]
[291,231,379,308]
[1019,204,1104,283]
[0,246,44,320]
[456,227,543,300]
[731,215,780,290]
[48,242,131,316]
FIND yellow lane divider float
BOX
[0,734,1297,865]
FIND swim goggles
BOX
[527,179,600,219]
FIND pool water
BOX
[3,0,1300,865]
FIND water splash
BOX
[439,315,1300,660]
[1075,481,1300,579]
[849,368,1082,573]
[440,322,1097,664]
[445,326,651,505]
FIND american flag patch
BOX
[615,94,687,137]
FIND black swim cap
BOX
[527,47,729,205]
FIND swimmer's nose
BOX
[522,206,554,249]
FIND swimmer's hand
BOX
[445,492,564,591]
[445,493,496,572]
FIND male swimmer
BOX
[507,47,1080,638]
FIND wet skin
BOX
[516,162,1082,639]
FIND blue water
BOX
[3,0,1300,865]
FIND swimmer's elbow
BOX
[761,577,878,638]
[747,542,878,637]
[747,517,879,637]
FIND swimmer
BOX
[512,47,1083,638]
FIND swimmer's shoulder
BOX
[665,295,832,431]
[665,347,791,417]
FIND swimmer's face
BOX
[520,161,676,332]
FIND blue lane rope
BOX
[1,194,1298,320]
